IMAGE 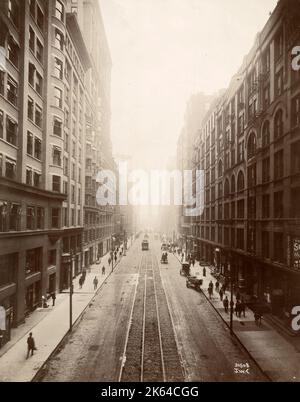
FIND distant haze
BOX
[100,0,278,169]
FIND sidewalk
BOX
[0,243,130,382]
[172,252,300,382]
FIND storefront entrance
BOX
[25,281,41,314]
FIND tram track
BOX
[119,250,184,382]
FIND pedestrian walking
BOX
[208,286,213,299]
[223,296,229,313]
[240,298,246,318]
[235,300,241,317]
[192,259,195,267]
[215,280,220,292]
[203,267,206,277]
[79,276,83,289]
[51,292,56,307]
[254,312,262,326]
[219,288,224,301]
[93,276,98,290]
[26,332,36,359]
[114,254,117,263]
[102,266,105,275]
[209,280,214,291]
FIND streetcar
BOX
[142,239,149,251]
[160,252,168,264]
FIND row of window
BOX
[0,109,18,146]
[62,206,81,227]
[198,108,287,170]
[0,153,16,179]
[29,0,44,32]
[28,96,42,127]
[199,186,300,222]
[197,84,300,167]
[65,32,85,83]
[28,62,43,95]
[0,71,18,107]
[27,131,42,159]
[84,211,113,226]
[0,247,58,289]
[29,26,43,64]
[0,202,61,231]
[26,166,41,188]
[196,225,285,263]
[203,140,300,195]
[0,201,44,231]
[83,227,113,244]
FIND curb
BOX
[31,256,123,382]
[172,252,272,382]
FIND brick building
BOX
[0,0,114,346]
[184,0,300,328]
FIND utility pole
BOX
[69,252,74,332]
[111,236,115,273]
[229,253,234,335]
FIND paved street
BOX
[38,236,266,382]
[0,243,127,382]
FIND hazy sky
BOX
[100,0,278,169]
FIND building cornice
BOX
[0,177,67,201]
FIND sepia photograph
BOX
[0,0,300,388]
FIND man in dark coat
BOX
[51,292,56,307]
[26,332,36,359]
[223,296,229,313]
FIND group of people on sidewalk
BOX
[192,263,265,326]
[20,245,129,361]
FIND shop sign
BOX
[292,238,300,270]
[0,307,5,331]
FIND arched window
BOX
[274,109,283,139]
[262,121,270,147]
[247,132,256,159]
[218,160,223,178]
[224,179,230,197]
[231,174,235,194]
[237,170,245,191]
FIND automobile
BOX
[186,276,203,291]
[142,239,149,250]
[161,243,168,251]
[180,262,191,276]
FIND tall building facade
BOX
[0,0,114,347]
[187,0,300,330]
[68,0,115,266]
[176,93,216,251]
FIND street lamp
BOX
[61,252,74,332]
[229,252,234,335]
[111,236,115,273]
[123,229,127,255]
